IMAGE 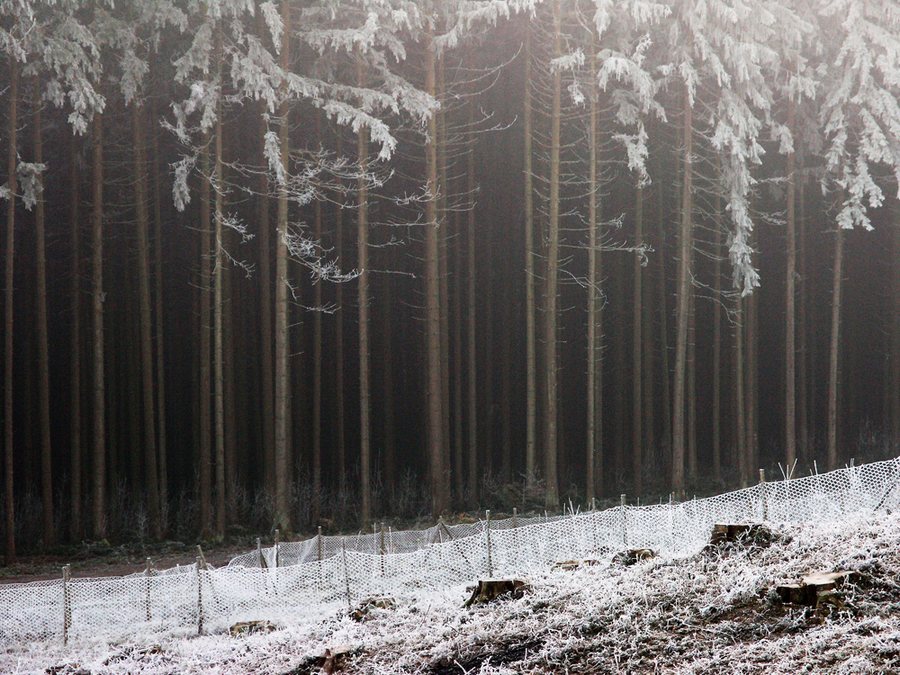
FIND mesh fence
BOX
[1,457,898,646]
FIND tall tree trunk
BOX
[33,90,55,546]
[381,248,396,499]
[273,0,292,531]
[827,225,845,470]
[543,0,562,509]
[656,160,672,471]
[633,184,643,496]
[213,63,227,540]
[711,194,723,483]
[734,297,747,484]
[747,288,759,472]
[132,101,161,540]
[425,29,448,516]
[4,60,18,562]
[891,200,900,450]
[91,110,107,540]
[437,55,452,493]
[797,170,809,459]
[466,113,478,506]
[199,142,213,538]
[452,208,464,502]
[312,122,323,525]
[357,61,372,525]
[150,94,168,528]
[586,43,601,502]
[258,105,275,492]
[69,132,83,541]
[785,99,797,470]
[334,133,346,492]
[523,22,537,487]
[687,283,697,482]
[672,83,693,493]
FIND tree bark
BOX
[312,119,323,525]
[273,0,292,531]
[4,60,18,562]
[711,193,723,483]
[466,109,478,506]
[633,184,643,496]
[132,101,161,540]
[150,93,168,529]
[734,296,747,484]
[69,131,83,541]
[334,134,346,492]
[543,0,562,509]
[785,98,797,470]
[671,82,693,493]
[425,29,448,516]
[892,200,900,450]
[258,104,275,492]
[213,56,227,540]
[827,225,845,470]
[523,22,537,487]
[90,110,107,540]
[586,42,601,502]
[199,142,213,538]
[357,60,372,526]
[33,90,56,546]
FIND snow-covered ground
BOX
[5,510,900,674]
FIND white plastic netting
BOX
[1,457,898,647]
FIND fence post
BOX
[379,522,386,578]
[341,537,351,609]
[317,526,324,562]
[485,510,493,577]
[668,493,675,553]
[512,507,518,530]
[62,565,71,646]
[274,528,281,568]
[195,557,203,636]
[256,537,265,568]
[620,494,627,547]
[759,468,768,521]
[144,557,152,622]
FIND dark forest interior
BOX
[1,0,899,561]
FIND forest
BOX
[1,0,898,563]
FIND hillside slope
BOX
[9,511,900,674]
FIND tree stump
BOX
[464,579,529,607]
[350,596,396,622]
[552,559,601,571]
[612,549,656,566]
[708,524,775,548]
[230,620,277,637]
[775,571,860,607]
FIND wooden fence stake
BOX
[274,528,281,568]
[62,565,71,646]
[341,537,351,609]
[485,510,493,576]
[144,557,152,621]
[620,494,627,546]
[759,468,768,521]
[196,557,203,635]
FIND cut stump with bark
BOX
[350,596,396,622]
[775,570,860,607]
[464,579,529,607]
[230,620,277,637]
[552,559,602,571]
[708,524,776,549]
[612,549,656,566]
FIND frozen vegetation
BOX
[5,510,900,674]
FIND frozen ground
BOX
[4,511,900,674]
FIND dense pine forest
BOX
[1,0,898,562]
